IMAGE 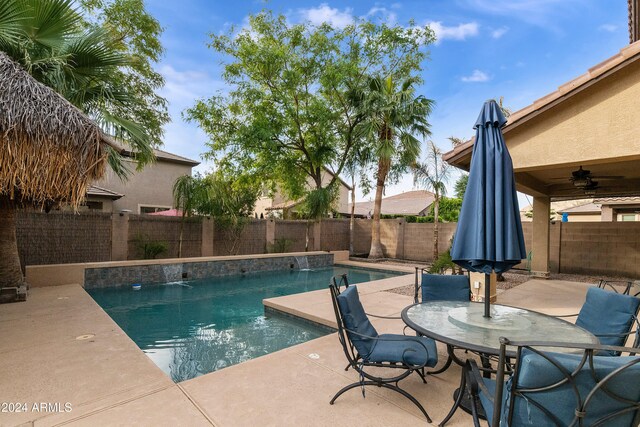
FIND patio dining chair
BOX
[558,286,640,355]
[444,338,640,427]
[329,281,438,422]
[413,269,472,305]
[413,269,472,375]
[597,279,634,295]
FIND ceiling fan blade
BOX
[590,175,624,180]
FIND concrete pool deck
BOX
[0,265,592,426]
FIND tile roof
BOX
[347,190,435,216]
[152,149,200,166]
[556,202,601,214]
[593,196,640,205]
[87,185,123,199]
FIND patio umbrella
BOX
[450,100,527,318]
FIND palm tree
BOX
[0,0,155,174]
[413,141,452,261]
[364,76,433,259]
[496,96,512,118]
[344,143,372,255]
[173,175,208,258]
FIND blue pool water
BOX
[89,266,401,382]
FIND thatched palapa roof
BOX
[0,51,115,208]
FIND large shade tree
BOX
[186,12,433,220]
[365,76,434,259]
[0,52,113,293]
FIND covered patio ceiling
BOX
[443,41,640,202]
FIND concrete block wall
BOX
[17,210,640,278]
[559,222,640,277]
[353,220,458,262]
[127,214,202,260]
[212,220,266,256]
[352,219,372,255]
[274,220,313,252]
[320,219,350,251]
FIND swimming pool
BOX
[89,265,401,382]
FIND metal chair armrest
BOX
[365,312,401,320]
[467,359,494,400]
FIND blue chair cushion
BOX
[367,334,438,367]
[576,287,640,353]
[421,274,471,302]
[508,348,640,426]
[336,285,378,357]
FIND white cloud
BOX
[427,21,479,43]
[366,6,398,25]
[297,4,354,28]
[157,64,227,169]
[460,0,580,30]
[461,69,490,82]
[159,65,226,106]
[598,24,617,33]
[491,26,509,38]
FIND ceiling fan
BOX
[551,166,624,196]
[569,166,623,187]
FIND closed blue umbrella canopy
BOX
[451,100,526,303]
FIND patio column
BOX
[601,206,616,222]
[531,196,551,278]
[111,211,129,261]
[201,217,214,257]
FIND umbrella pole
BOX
[484,272,491,318]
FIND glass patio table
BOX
[401,301,599,357]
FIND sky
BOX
[145,0,630,206]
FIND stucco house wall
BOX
[95,154,198,214]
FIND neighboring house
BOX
[254,168,352,219]
[89,148,200,214]
[596,196,640,221]
[519,197,640,222]
[556,202,602,222]
[519,199,595,222]
[346,190,436,218]
[79,185,124,213]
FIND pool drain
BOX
[75,334,95,341]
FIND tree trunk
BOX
[349,175,355,256]
[433,195,439,261]
[0,197,25,290]
[178,213,185,258]
[368,159,389,259]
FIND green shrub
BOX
[133,234,168,259]
[267,238,293,253]
[428,249,457,274]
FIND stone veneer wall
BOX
[84,253,334,289]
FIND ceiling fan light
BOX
[573,178,589,188]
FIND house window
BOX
[140,206,170,214]
[621,214,636,222]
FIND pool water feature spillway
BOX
[89,265,401,382]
